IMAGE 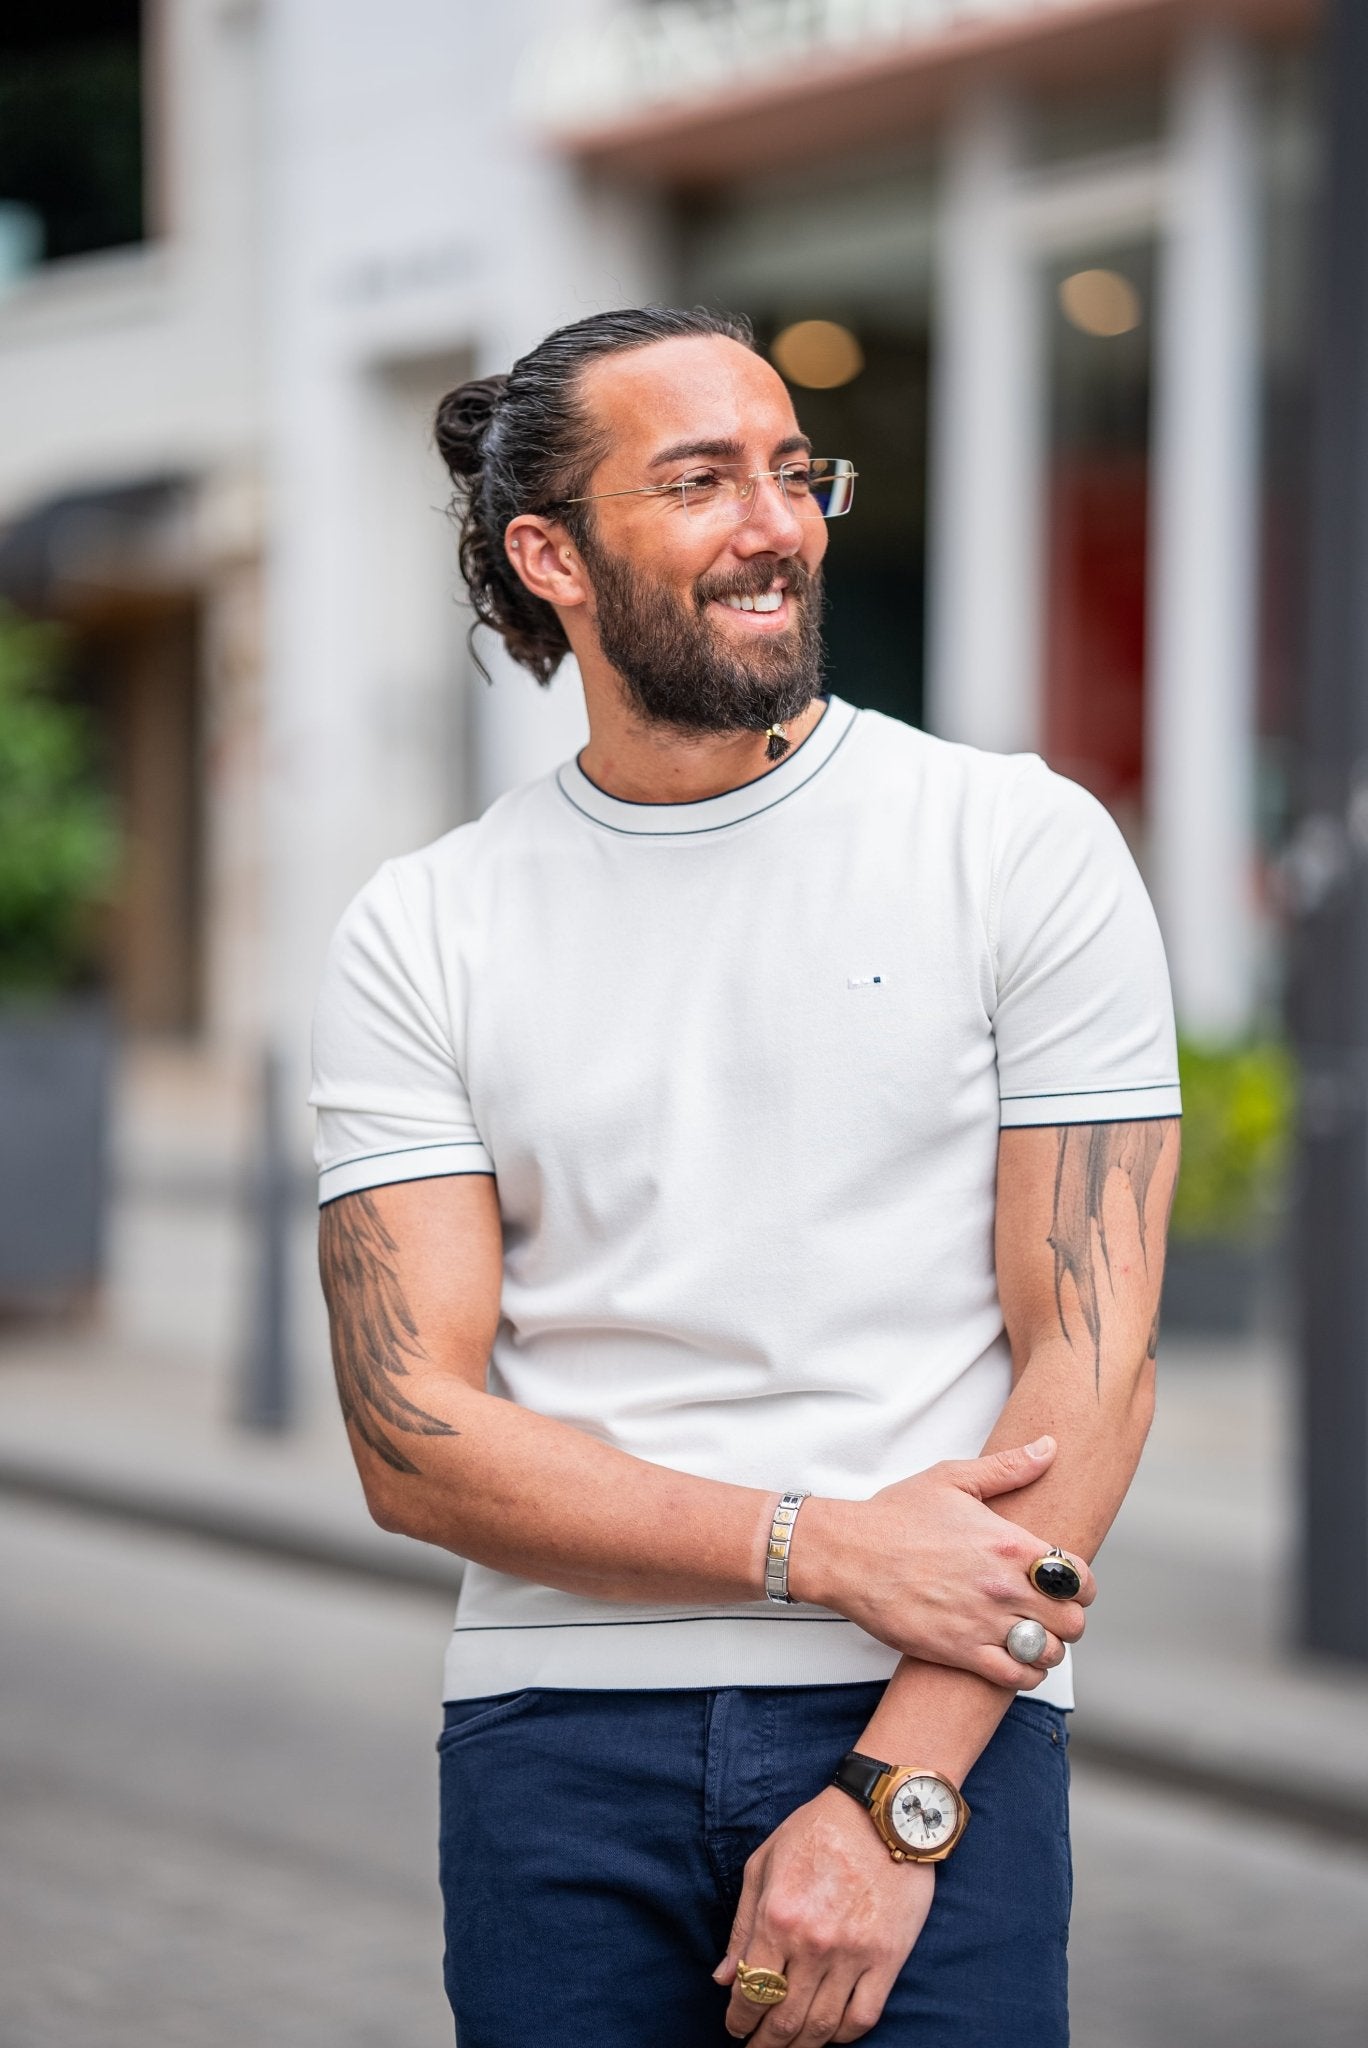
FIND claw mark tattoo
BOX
[318,1191,457,1474]
[1048,1121,1173,1392]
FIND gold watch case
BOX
[869,1767,970,1863]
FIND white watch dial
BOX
[888,1774,960,1853]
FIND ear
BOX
[505,515,588,611]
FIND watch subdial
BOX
[889,1775,959,1853]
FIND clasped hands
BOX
[716,1437,1093,2044]
[787,1432,1094,1686]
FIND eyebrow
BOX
[646,432,813,469]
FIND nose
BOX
[733,470,805,557]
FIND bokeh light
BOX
[771,319,865,388]
[1058,267,1143,337]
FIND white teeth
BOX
[723,591,783,613]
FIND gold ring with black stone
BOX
[736,1961,789,2006]
[1028,1546,1082,1601]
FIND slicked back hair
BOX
[434,305,755,683]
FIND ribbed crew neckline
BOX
[556,695,858,838]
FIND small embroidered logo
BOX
[847,974,884,990]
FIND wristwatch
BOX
[831,1750,970,1863]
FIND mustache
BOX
[693,558,817,609]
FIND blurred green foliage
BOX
[1171,1035,1296,1243]
[0,601,119,998]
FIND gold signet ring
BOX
[736,1960,789,2006]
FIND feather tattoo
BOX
[1048,1121,1171,1392]
[318,1191,458,1474]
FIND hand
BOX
[788,1438,1094,1688]
[715,1788,934,2043]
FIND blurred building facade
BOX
[0,0,1320,1080]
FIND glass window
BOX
[0,3,144,279]
[1023,83,1164,171]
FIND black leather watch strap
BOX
[832,1749,890,1808]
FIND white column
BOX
[1147,29,1262,1041]
[926,93,1044,755]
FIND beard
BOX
[578,530,826,740]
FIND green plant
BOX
[0,601,119,997]
[1170,1035,1296,1243]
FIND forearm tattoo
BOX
[318,1190,458,1475]
[1047,1120,1177,1390]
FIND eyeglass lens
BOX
[678,459,855,520]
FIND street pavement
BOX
[4,1047,1368,2044]
[2,1492,1366,2048]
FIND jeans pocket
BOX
[436,1690,539,1751]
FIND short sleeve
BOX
[990,758,1181,1128]
[309,862,494,1205]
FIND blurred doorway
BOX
[89,600,202,1036]
[1040,242,1155,844]
[682,163,934,729]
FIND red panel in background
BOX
[1043,455,1148,819]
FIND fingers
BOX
[1044,1551,1096,1609]
[832,1968,897,2042]
[1013,1594,1087,1643]
[977,1550,1090,1639]
[981,1624,1067,1689]
[717,1878,758,2000]
[981,1649,1049,1688]
[995,1540,1096,1624]
[942,1454,1096,1610]
[948,1436,1057,1501]
[726,1963,859,2045]
[722,1957,804,2041]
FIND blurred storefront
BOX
[0,0,1322,1081]
[533,0,1320,1042]
[0,1,263,1046]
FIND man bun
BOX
[434,306,754,686]
[433,374,508,485]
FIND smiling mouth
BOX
[708,583,794,629]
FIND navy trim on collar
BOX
[556,696,858,837]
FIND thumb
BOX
[956,1436,1056,1500]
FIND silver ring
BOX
[1006,1618,1049,1665]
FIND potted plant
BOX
[0,600,120,1305]
[1162,1035,1296,1335]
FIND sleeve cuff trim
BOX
[999,1082,1182,1128]
[318,1143,495,1205]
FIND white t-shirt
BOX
[311,698,1180,1707]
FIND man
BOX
[311,305,1180,2047]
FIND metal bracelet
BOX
[764,1491,810,1605]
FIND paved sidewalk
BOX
[3,1048,1366,1839]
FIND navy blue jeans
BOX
[438,1683,1071,2047]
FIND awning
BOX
[529,0,1317,186]
[0,476,195,618]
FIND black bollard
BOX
[238,1044,294,1433]
[1287,0,1368,1662]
